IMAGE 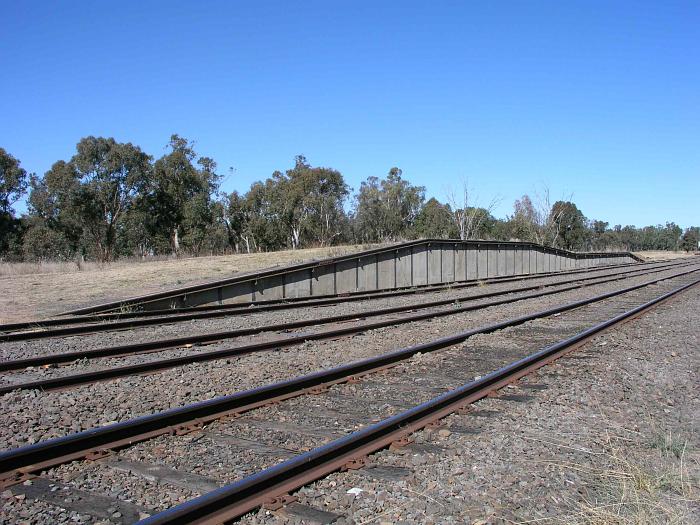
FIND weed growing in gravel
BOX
[574,428,696,524]
[116,303,137,315]
[650,431,688,460]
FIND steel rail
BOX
[1,259,678,339]
[0,263,694,394]
[0,264,695,392]
[0,261,691,348]
[1,270,697,486]
[138,275,700,525]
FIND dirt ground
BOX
[0,245,372,324]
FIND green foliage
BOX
[0,210,24,258]
[21,218,74,261]
[601,222,685,251]
[414,198,458,238]
[70,137,151,261]
[145,135,220,255]
[0,148,29,256]
[26,161,83,255]
[273,155,350,249]
[680,227,699,252]
[3,139,694,262]
[509,195,537,242]
[0,147,28,214]
[354,167,425,242]
[243,179,288,251]
[550,201,589,250]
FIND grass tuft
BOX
[574,428,697,525]
[650,431,689,460]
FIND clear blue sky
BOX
[1,0,698,227]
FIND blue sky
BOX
[1,1,698,227]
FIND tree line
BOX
[0,136,698,262]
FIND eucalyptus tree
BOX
[222,190,249,252]
[352,176,385,241]
[413,198,458,238]
[0,148,29,255]
[509,195,538,242]
[659,222,682,251]
[274,155,349,249]
[222,187,277,254]
[549,201,588,250]
[244,179,286,251]
[147,135,220,254]
[681,227,699,252]
[24,160,83,259]
[446,180,501,240]
[69,137,151,261]
[589,220,609,250]
[354,167,425,242]
[0,147,28,214]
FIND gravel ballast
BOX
[1,265,695,450]
[0,266,697,524]
[241,284,699,524]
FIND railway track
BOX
[0,262,696,394]
[0,267,697,524]
[0,259,684,341]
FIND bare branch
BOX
[446,178,501,240]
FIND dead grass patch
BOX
[633,251,695,262]
[533,423,699,525]
[574,428,696,524]
[0,244,381,323]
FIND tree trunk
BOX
[291,227,301,250]
[172,227,180,255]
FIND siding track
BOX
[0,262,695,393]
[0,259,672,341]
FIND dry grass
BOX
[633,251,696,262]
[0,256,170,277]
[0,244,379,323]
[573,429,697,524]
[533,420,699,525]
